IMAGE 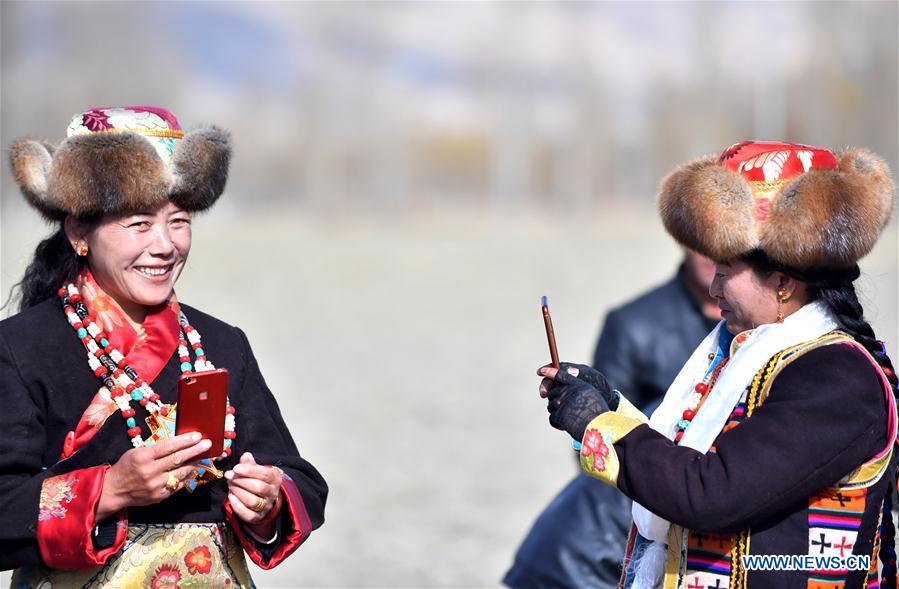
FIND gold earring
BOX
[776,288,790,323]
[75,241,89,257]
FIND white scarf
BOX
[632,300,839,543]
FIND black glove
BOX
[545,367,611,441]
[555,362,619,410]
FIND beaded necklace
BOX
[58,283,236,457]
[673,356,729,444]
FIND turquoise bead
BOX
[145,439,155,446]
[180,362,193,372]
[196,467,205,476]
[195,348,205,356]
[188,479,197,491]
[77,327,87,338]
[224,439,232,448]
[571,439,582,452]
[676,419,690,430]
[126,417,136,428]
[131,390,143,401]
[100,338,109,347]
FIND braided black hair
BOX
[743,249,899,587]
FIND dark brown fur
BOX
[10,127,232,220]
[49,133,170,218]
[170,126,231,212]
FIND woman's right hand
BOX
[96,432,212,521]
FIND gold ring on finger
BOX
[164,471,180,492]
[251,496,267,513]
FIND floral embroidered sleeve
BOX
[222,327,327,569]
[579,394,648,486]
[35,467,128,568]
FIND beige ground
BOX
[1,206,896,587]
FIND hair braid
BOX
[811,278,898,589]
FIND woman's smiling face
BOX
[68,201,192,321]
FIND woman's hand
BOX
[226,452,283,539]
[97,432,212,521]
[538,364,611,441]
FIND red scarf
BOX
[62,270,182,458]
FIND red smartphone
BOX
[175,368,229,459]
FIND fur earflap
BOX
[658,154,758,262]
[9,139,59,220]
[170,126,231,212]
[761,149,895,268]
[48,133,170,219]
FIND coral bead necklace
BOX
[58,283,236,455]
[673,356,730,444]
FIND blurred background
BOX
[1,2,896,587]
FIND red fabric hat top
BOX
[718,141,839,185]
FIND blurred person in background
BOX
[538,142,898,588]
[504,250,719,588]
[0,106,327,586]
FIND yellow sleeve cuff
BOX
[578,400,647,486]
[614,394,649,422]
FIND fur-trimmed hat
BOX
[9,106,231,220]
[658,141,895,269]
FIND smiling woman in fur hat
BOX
[0,106,327,586]
[538,141,897,589]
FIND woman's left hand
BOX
[226,452,283,531]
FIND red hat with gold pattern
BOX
[658,141,895,268]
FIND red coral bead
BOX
[695,382,708,394]
[224,447,232,456]
[73,322,83,330]
[139,398,148,406]
[192,342,202,350]
[675,431,684,443]
[111,387,125,397]
[93,348,105,358]
[683,409,696,420]
[70,293,81,302]
[58,288,67,297]
[113,369,123,378]
[125,383,136,393]
[81,337,92,346]
[122,408,136,418]
[159,406,169,416]
[150,394,160,402]
[127,426,141,438]
[93,367,107,377]
[184,326,194,333]
[224,431,236,439]
[226,406,236,415]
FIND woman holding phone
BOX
[539,142,897,588]
[1,106,327,586]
